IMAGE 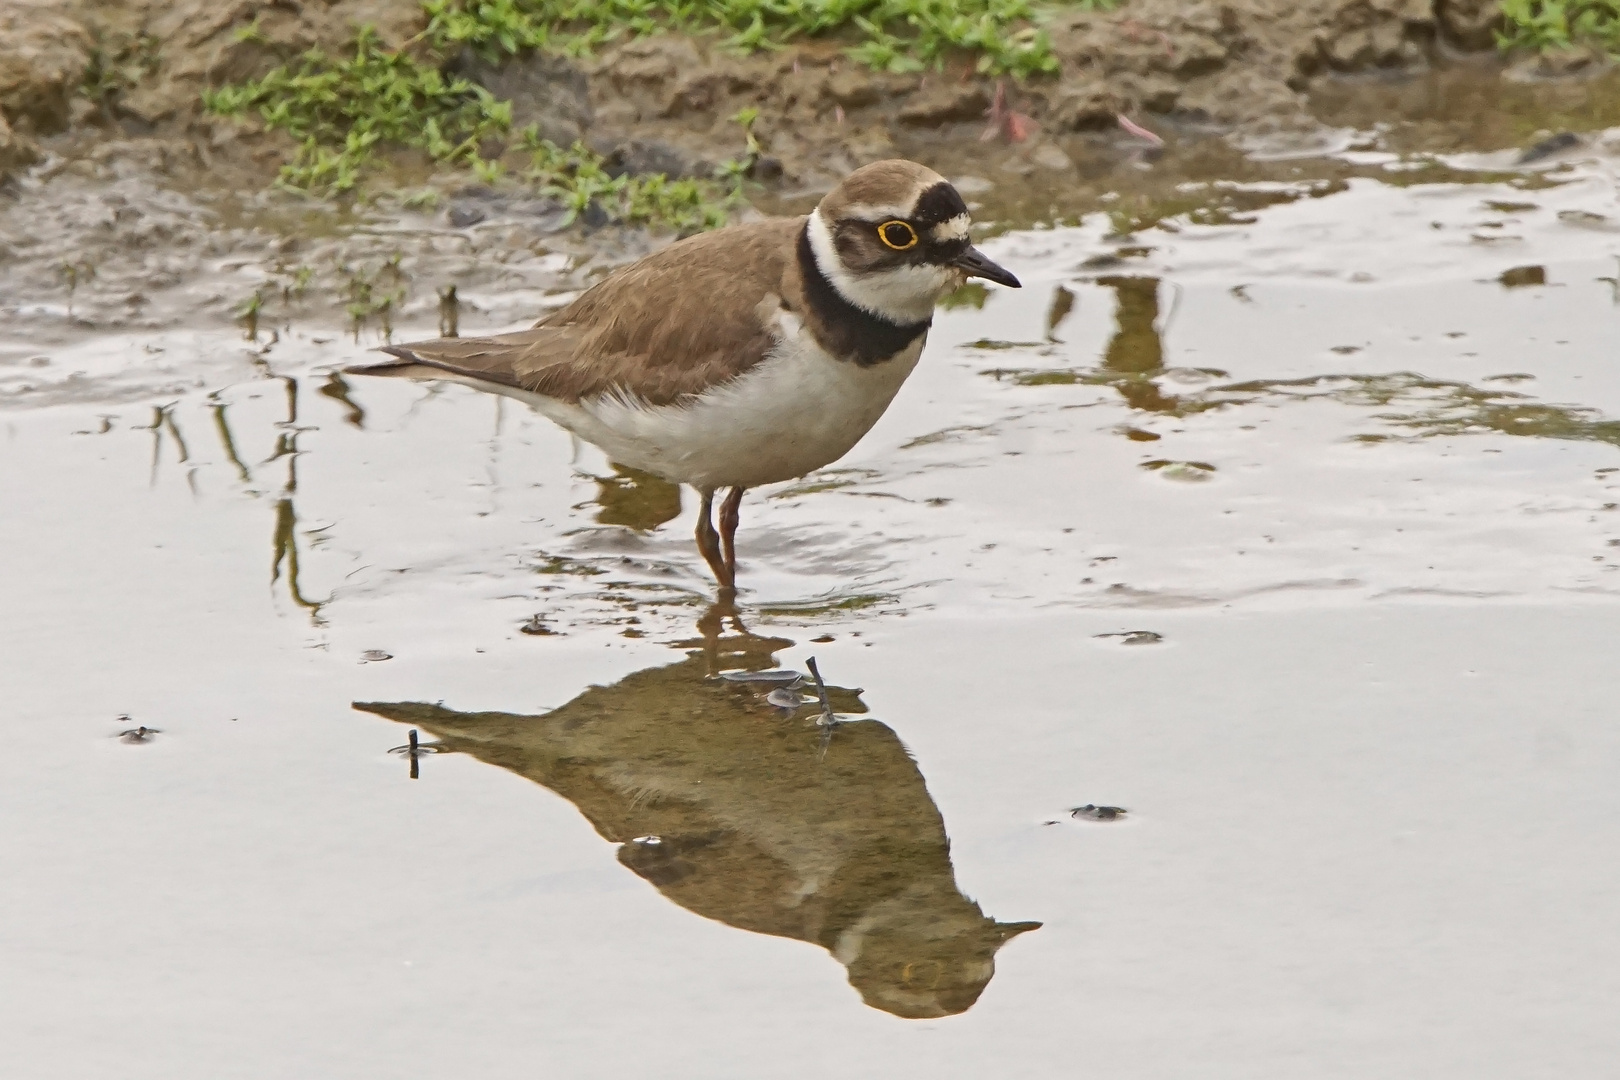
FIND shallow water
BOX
[4,124,1620,1076]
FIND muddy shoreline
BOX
[1,1,1559,185]
[4,0,1619,357]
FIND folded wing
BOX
[346,217,805,407]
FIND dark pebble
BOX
[1517,132,1581,165]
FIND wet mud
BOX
[2,0,1564,185]
[5,30,1620,361]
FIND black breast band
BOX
[795,224,930,367]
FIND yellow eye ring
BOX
[877,220,918,251]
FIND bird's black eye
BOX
[877,220,918,251]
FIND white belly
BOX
[516,321,926,490]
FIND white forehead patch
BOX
[839,202,912,223]
[930,213,971,243]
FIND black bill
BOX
[952,246,1021,288]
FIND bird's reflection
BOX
[354,607,1039,1018]
[590,464,683,530]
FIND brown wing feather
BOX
[347,329,579,389]
[347,217,806,407]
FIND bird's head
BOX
[808,160,1020,326]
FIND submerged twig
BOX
[388,727,445,779]
[438,284,460,337]
[806,656,837,759]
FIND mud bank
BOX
[4,1,1619,355]
[0,1,1578,189]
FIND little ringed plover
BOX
[347,159,1020,588]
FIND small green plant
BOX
[419,0,1108,77]
[421,0,559,58]
[202,0,1119,214]
[713,107,763,185]
[83,33,162,106]
[234,16,270,46]
[203,21,740,226]
[58,259,95,314]
[279,265,317,303]
[438,283,461,336]
[522,131,737,231]
[202,27,511,194]
[1498,0,1620,53]
[237,289,265,340]
[340,259,409,342]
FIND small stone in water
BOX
[118,725,161,744]
[1071,804,1127,821]
[766,688,805,709]
[519,614,557,635]
[1517,131,1581,165]
[1498,265,1546,288]
[359,650,393,662]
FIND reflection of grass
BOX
[273,496,330,621]
[1499,0,1620,54]
[770,478,859,498]
[1141,459,1215,481]
[986,364,1232,417]
[758,592,895,616]
[1103,181,1346,236]
[901,424,992,449]
[535,555,607,575]
[593,465,683,529]
[770,468,882,498]
[939,283,990,310]
[1094,172,1569,240]
[1012,369,1081,385]
[994,364,1620,451]
[965,338,1046,350]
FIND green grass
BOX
[1498,0,1620,53]
[204,28,514,193]
[521,128,737,230]
[202,25,747,222]
[203,0,1119,209]
[83,33,162,106]
[425,0,1119,77]
[202,11,789,221]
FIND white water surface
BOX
[3,162,1620,1077]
